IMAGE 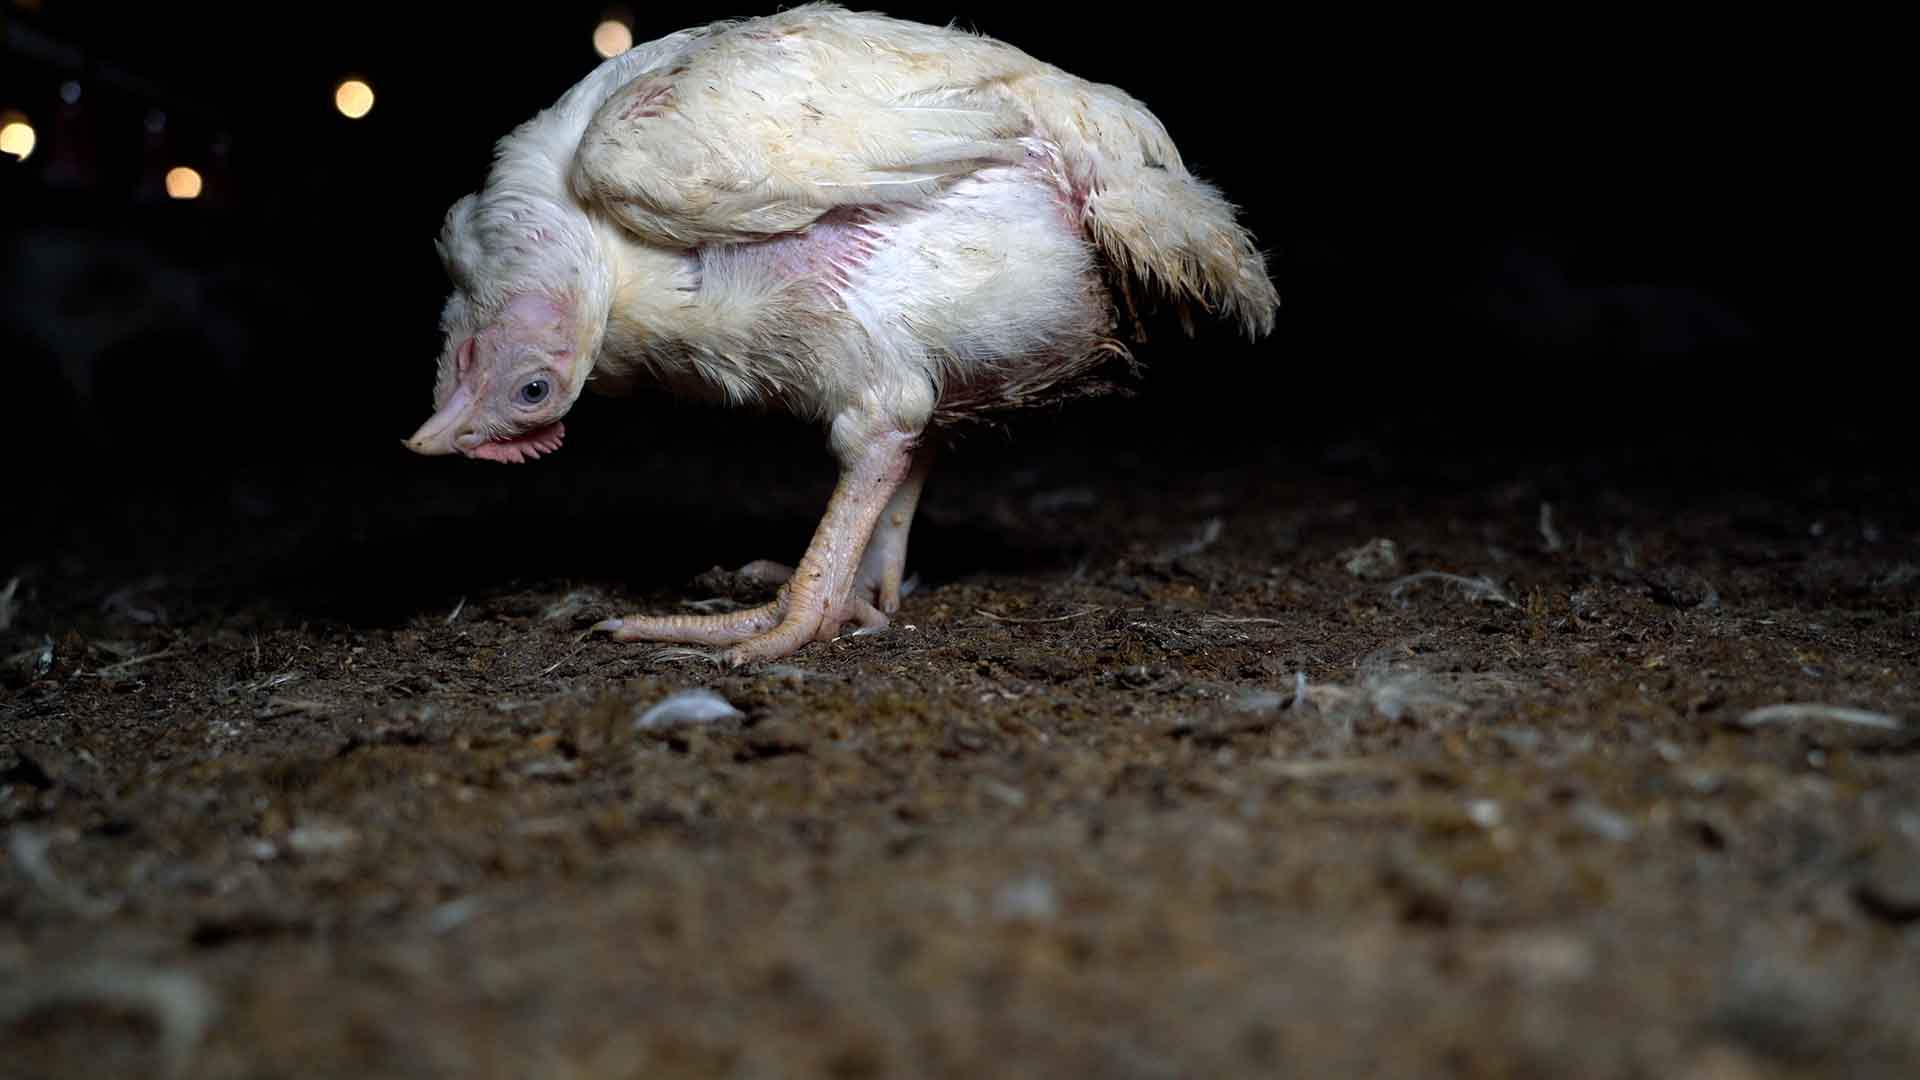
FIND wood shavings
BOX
[1339,538,1400,580]
[976,606,1102,624]
[0,576,19,630]
[1384,571,1516,608]
[634,688,744,731]
[1539,502,1564,552]
[0,961,216,1078]
[84,648,175,678]
[539,631,595,677]
[8,827,118,917]
[1736,703,1903,732]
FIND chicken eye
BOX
[516,378,550,406]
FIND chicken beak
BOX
[403,381,478,456]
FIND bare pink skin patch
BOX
[696,212,877,299]
[501,292,571,334]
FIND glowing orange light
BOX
[335,79,374,119]
[593,19,632,58]
[165,166,203,199]
[0,112,34,162]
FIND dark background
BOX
[0,2,1900,588]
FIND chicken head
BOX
[405,293,588,464]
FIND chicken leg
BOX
[594,427,923,665]
[724,446,933,618]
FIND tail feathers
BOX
[1020,76,1279,340]
[1084,169,1279,341]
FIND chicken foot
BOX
[595,428,925,664]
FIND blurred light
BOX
[0,113,34,162]
[335,79,374,119]
[146,109,167,134]
[60,81,82,105]
[165,166,203,199]
[593,19,632,58]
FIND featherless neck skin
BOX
[403,41,668,464]
[404,185,615,461]
[459,35,727,395]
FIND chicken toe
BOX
[594,600,784,646]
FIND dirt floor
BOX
[3,401,1917,1079]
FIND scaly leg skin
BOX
[711,449,933,630]
[855,446,933,616]
[591,599,785,647]
[595,428,921,664]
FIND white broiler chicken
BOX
[405,3,1279,665]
